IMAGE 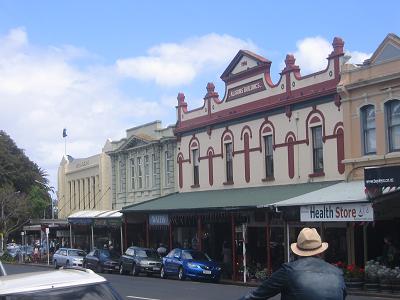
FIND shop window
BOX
[361,105,376,154]
[263,135,274,178]
[386,100,400,152]
[192,149,199,186]
[225,142,233,182]
[312,126,324,173]
[137,157,143,189]
[144,155,150,189]
[130,158,135,190]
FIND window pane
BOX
[365,128,376,154]
[390,101,400,126]
[365,107,376,129]
[390,125,400,151]
[312,126,323,172]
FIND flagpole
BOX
[64,137,66,156]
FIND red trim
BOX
[333,122,344,134]
[259,119,276,151]
[310,115,321,124]
[221,128,235,158]
[190,141,198,148]
[305,107,326,145]
[188,135,200,163]
[223,135,232,142]
[244,133,250,183]
[287,137,295,179]
[336,127,345,174]
[177,154,184,189]
[309,172,325,178]
[208,150,214,186]
[262,127,272,133]
[240,125,253,140]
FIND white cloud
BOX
[288,36,371,74]
[0,28,171,188]
[116,33,258,86]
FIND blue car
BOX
[160,248,221,282]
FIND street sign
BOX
[20,231,24,236]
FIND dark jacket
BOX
[239,257,346,300]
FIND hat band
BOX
[298,243,323,251]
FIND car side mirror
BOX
[174,254,180,259]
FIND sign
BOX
[365,166,400,188]
[45,228,49,235]
[68,218,93,225]
[149,214,169,226]
[300,203,374,222]
[226,79,266,101]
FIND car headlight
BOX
[187,263,200,269]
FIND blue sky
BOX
[0,0,398,190]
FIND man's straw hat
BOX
[290,228,328,257]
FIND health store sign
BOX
[300,203,374,222]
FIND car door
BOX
[163,249,175,273]
[59,249,67,266]
[170,249,182,274]
[86,250,95,269]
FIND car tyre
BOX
[53,260,58,269]
[132,264,139,276]
[96,263,103,273]
[178,267,185,281]
[160,266,167,279]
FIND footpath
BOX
[4,262,399,299]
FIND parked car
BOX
[0,262,123,299]
[119,246,162,276]
[84,248,120,273]
[53,248,86,268]
[161,248,221,282]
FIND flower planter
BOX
[379,280,392,293]
[345,278,364,290]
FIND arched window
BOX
[386,100,400,152]
[361,105,376,154]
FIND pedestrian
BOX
[157,243,168,257]
[238,227,346,300]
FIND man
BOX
[239,228,346,300]
[157,243,168,257]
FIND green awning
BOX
[121,181,339,213]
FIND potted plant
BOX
[343,263,364,290]
[255,268,269,282]
[377,265,392,292]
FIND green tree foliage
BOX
[0,131,51,241]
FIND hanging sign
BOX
[149,214,169,226]
[365,166,400,188]
[300,203,374,222]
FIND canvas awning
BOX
[68,210,122,225]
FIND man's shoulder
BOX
[286,257,342,274]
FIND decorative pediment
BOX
[220,50,271,83]
[117,135,154,151]
[365,33,400,65]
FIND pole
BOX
[120,225,123,255]
[69,224,72,248]
[91,225,94,251]
[242,223,247,283]
[46,228,49,265]
[363,223,368,265]
[286,221,290,262]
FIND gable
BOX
[231,56,260,75]
[374,42,400,63]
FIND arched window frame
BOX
[360,105,376,155]
[385,99,400,152]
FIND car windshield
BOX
[68,250,86,257]
[182,250,211,261]
[136,249,159,259]
[6,282,122,300]
[100,250,120,260]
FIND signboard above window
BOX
[365,166,400,188]
[300,203,374,222]
[149,214,169,226]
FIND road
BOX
[2,264,394,300]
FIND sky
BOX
[0,0,398,192]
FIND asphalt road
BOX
[2,264,395,300]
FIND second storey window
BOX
[361,105,376,154]
[130,158,135,189]
[225,142,233,182]
[137,157,143,189]
[144,155,150,188]
[192,149,199,186]
[387,100,400,152]
[264,135,274,178]
[119,160,124,192]
[312,126,324,173]
[165,149,174,187]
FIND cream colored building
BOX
[104,121,177,210]
[57,151,112,219]
[339,33,400,180]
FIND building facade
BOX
[105,121,177,210]
[57,152,112,219]
[339,33,400,266]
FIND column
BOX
[145,217,149,248]
[120,225,124,255]
[266,224,271,275]
[363,223,368,265]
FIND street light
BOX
[34,180,55,220]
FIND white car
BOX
[0,265,123,299]
[53,248,86,268]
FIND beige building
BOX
[57,151,112,219]
[104,121,177,210]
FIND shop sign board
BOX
[149,214,169,226]
[68,218,93,225]
[365,166,400,188]
[300,203,374,222]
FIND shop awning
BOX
[121,181,339,213]
[263,181,368,208]
[68,210,122,225]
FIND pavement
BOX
[2,262,399,300]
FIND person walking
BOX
[238,227,346,300]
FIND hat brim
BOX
[290,242,328,257]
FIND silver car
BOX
[53,248,86,268]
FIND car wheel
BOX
[53,260,58,269]
[160,266,167,279]
[132,264,139,276]
[119,264,124,275]
[96,263,103,273]
[178,267,185,281]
